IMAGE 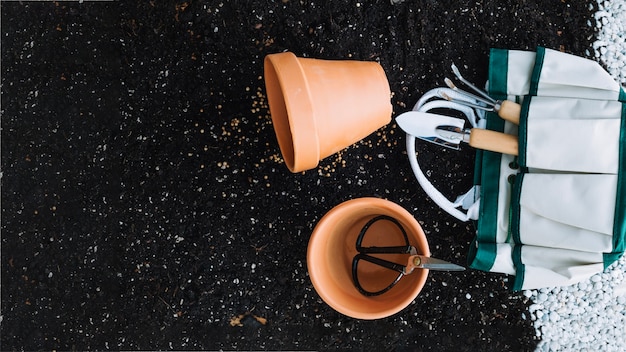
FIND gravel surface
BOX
[1,1,622,351]
[527,2,626,350]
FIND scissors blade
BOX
[405,255,465,273]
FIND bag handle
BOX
[405,88,483,222]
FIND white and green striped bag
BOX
[467,47,626,290]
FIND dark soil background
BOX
[1,1,598,351]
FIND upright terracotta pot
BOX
[264,52,392,173]
[307,198,430,320]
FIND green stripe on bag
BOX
[605,102,626,268]
[511,174,525,291]
[510,173,524,245]
[529,46,546,96]
[468,48,508,272]
[473,148,503,270]
[518,97,532,168]
[512,245,525,291]
[489,48,509,97]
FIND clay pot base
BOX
[264,52,392,173]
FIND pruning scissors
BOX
[352,215,465,296]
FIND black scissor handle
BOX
[352,254,404,296]
[355,215,410,252]
[356,246,413,254]
[352,215,412,296]
[353,253,406,273]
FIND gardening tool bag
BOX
[407,47,626,290]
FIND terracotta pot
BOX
[264,52,392,173]
[307,198,430,319]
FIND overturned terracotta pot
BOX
[307,198,430,319]
[264,52,392,172]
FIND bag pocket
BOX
[519,97,624,174]
[511,173,617,253]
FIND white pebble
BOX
[593,282,603,291]
[549,312,560,322]
[530,9,626,351]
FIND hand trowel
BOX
[396,111,519,156]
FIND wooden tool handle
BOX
[497,100,521,125]
[469,129,519,156]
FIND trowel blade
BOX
[395,111,466,150]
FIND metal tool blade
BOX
[395,111,466,150]
[435,125,470,144]
[405,255,466,273]
[419,256,466,271]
